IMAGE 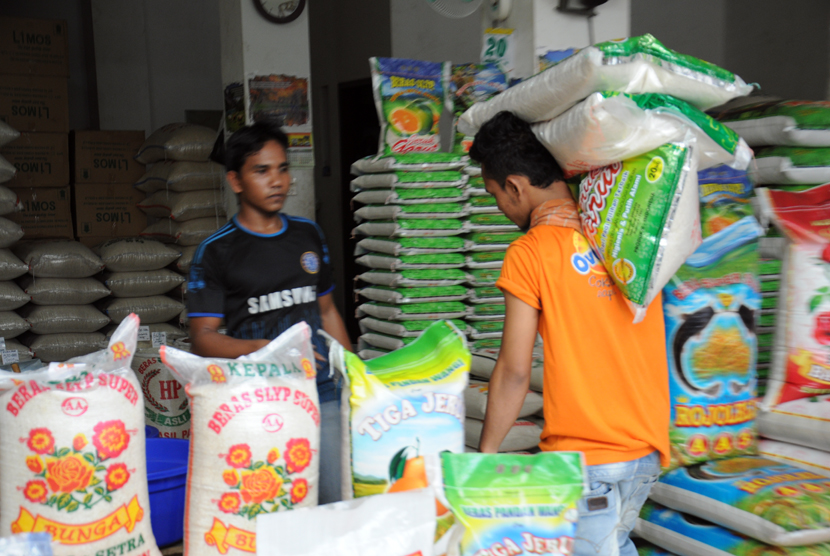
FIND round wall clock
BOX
[253,0,306,24]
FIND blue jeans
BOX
[317,399,342,504]
[573,451,661,556]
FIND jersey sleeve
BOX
[186,244,226,318]
[315,225,335,297]
[497,240,542,310]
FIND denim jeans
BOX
[317,399,342,504]
[573,451,661,556]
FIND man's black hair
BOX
[468,111,564,188]
[225,118,290,174]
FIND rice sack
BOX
[458,34,752,135]
[370,57,450,156]
[351,171,467,191]
[752,147,830,185]
[533,91,752,178]
[637,501,830,556]
[442,452,586,556]
[634,540,678,555]
[756,185,830,406]
[351,153,465,174]
[662,216,763,468]
[354,203,468,221]
[698,166,755,238]
[759,439,830,477]
[757,396,830,454]
[650,456,830,546]
[132,348,190,439]
[449,63,508,155]
[352,187,470,205]
[160,323,320,556]
[0,315,161,556]
[718,100,830,148]
[358,269,470,288]
[578,142,702,322]
[357,236,468,256]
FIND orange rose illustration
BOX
[26,455,44,474]
[239,467,282,504]
[23,480,48,504]
[222,469,239,486]
[93,420,130,460]
[225,444,252,469]
[26,428,55,455]
[290,478,308,504]
[218,492,241,514]
[45,454,95,493]
[105,463,130,491]
[284,438,311,474]
[73,433,88,452]
[267,448,280,464]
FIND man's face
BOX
[229,140,291,213]
[483,169,532,232]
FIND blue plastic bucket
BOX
[146,438,188,547]
[145,426,159,439]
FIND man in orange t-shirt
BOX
[471,112,670,556]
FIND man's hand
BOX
[479,291,540,453]
[190,317,270,358]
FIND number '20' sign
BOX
[481,28,515,74]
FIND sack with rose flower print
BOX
[160,322,320,556]
[0,314,161,556]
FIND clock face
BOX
[253,0,306,24]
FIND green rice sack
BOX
[466,231,524,252]
[359,317,468,338]
[358,332,415,352]
[354,203,469,221]
[357,301,471,321]
[466,213,520,232]
[355,252,466,271]
[467,303,506,321]
[354,218,467,238]
[357,236,469,256]
[698,166,756,238]
[467,268,501,287]
[352,187,471,205]
[468,286,505,304]
[466,196,501,214]
[357,285,469,304]
[752,147,830,185]
[351,171,468,190]
[465,251,506,270]
[718,100,830,148]
[467,319,504,339]
[370,57,450,156]
[466,176,488,196]
[358,269,470,287]
[351,153,467,174]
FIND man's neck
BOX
[235,204,284,235]
[527,180,574,213]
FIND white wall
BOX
[391,0,484,64]
[91,0,222,134]
[534,0,630,54]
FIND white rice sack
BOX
[175,245,198,274]
[135,123,216,164]
[351,153,466,174]
[353,219,468,238]
[0,281,30,310]
[718,100,830,147]
[354,203,469,221]
[751,147,830,185]
[96,238,181,272]
[99,296,184,325]
[140,217,223,246]
[458,34,752,136]
[0,249,28,280]
[357,285,468,304]
[0,119,20,147]
[132,348,190,439]
[351,188,470,205]
[464,418,542,452]
[357,301,471,321]
[137,189,225,222]
[356,252,465,271]
[358,333,411,352]
[0,311,30,338]
[21,332,107,362]
[533,91,752,177]
[18,305,110,334]
[18,277,111,305]
[104,322,187,347]
[759,439,830,477]
[134,161,224,194]
[758,395,830,453]
[0,155,16,184]
[358,317,466,338]
[0,316,161,556]
[350,171,467,191]
[0,185,23,214]
[358,269,470,287]
[3,339,33,362]
[160,322,321,556]
[0,217,24,248]
[464,380,543,420]
[103,270,185,298]
[14,241,105,278]
[356,236,468,256]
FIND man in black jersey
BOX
[187,120,352,504]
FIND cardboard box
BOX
[71,130,145,184]
[0,17,69,76]
[7,186,73,239]
[0,74,69,132]
[1,132,69,186]
[73,183,147,238]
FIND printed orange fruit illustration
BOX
[389,108,422,135]
[387,456,449,516]
[612,258,636,284]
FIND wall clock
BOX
[253,0,306,24]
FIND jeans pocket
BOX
[579,481,615,517]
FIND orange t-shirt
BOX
[496,201,670,467]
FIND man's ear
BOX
[504,174,525,201]
[226,171,244,195]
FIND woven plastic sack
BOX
[450,63,508,155]
[466,213,519,233]
[0,249,27,280]
[466,197,500,215]
[20,333,106,362]
[752,147,830,185]
[0,218,23,249]
[0,316,162,556]
[104,322,186,345]
[137,189,225,222]
[352,187,470,205]
[18,305,110,334]
[698,166,755,238]
[160,322,321,556]
[99,296,184,325]
[140,217,223,246]
[650,457,830,546]
[0,120,20,147]
[357,301,470,321]
[354,203,468,221]
[0,155,15,184]
[468,343,545,393]
[467,303,505,321]
[467,320,504,340]
[370,57,450,155]
[354,218,467,238]
[465,379,543,420]
[458,34,752,135]
[96,238,181,272]
[357,285,468,304]
[357,333,413,352]
[357,236,468,256]
[3,339,33,362]
[442,452,586,556]
[358,269,470,288]
[135,123,216,164]
[758,395,830,453]
[131,348,189,439]
[759,439,830,477]
[466,231,524,252]
[175,245,198,274]
[351,171,467,191]
[0,311,30,338]
[466,176,487,196]
[18,277,111,306]
[103,270,185,298]
[579,142,702,322]
[356,253,465,271]
[0,186,23,215]
[719,100,830,147]
[467,268,501,287]
[534,91,752,178]
[464,418,543,452]
[13,241,105,278]
[134,161,224,194]
[0,281,29,310]
[351,153,465,174]
[469,286,504,304]
[634,541,676,555]
[358,317,466,338]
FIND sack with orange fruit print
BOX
[329,319,469,556]
[0,314,162,556]
[160,322,320,556]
